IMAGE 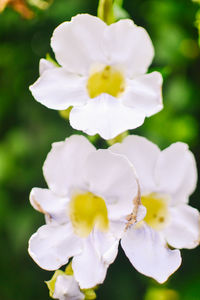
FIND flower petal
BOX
[51,14,107,75]
[110,135,160,193]
[54,274,84,300]
[72,232,118,289]
[103,19,154,77]
[121,224,181,283]
[70,94,145,140]
[39,58,56,75]
[122,72,163,116]
[28,223,82,270]
[85,149,139,220]
[30,67,88,110]
[93,230,119,265]
[30,188,69,224]
[163,205,200,249]
[109,220,127,239]
[155,142,197,204]
[43,135,95,197]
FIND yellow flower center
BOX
[141,193,169,230]
[87,65,125,99]
[69,191,109,237]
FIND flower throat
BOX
[87,65,125,98]
[69,191,109,237]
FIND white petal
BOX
[43,135,95,197]
[30,188,69,224]
[137,205,147,222]
[72,238,107,289]
[110,135,160,193]
[54,275,84,300]
[163,205,200,249]
[121,224,181,283]
[122,72,163,116]
[28,223,82,270]
[109,220,127,239]
[85,149,139,219]
[39,58,56,75]
[51,14,107,75]
[70,94,145,140]
[103,19,154,77]
[72,233,118,289]
[155,142,197,204]
[92,230,119,265]
[30,67,88,110]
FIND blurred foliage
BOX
[0,0,52,19]
[0,0,200,300]
[193,0,200,45]
[144,287,180,300]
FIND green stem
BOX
[97,0,115,24]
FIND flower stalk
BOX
[97,0,115,24]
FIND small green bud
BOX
[45,270,65,298]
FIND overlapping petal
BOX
[30,67,88,110]
[28,223,82,270]
[30,188,69,224]
[110,135,160,193]
[43,135,95,196]
[122,72,163,116]
[164,205,200,249]
[155,142,197,204]
[72,236,109,289]
[70,94,145,140]
[85,149,139,219]
[51,14,107,75]
[103,19,154,77]
[92,230,119,265]
[121,224,181,283]
[72,231,119,289]
[39,58,56,75]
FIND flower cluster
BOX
[29,10,199,300]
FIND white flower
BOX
[110,135,199,283]
[30,14,163,140]
[46,270,84,300]
[28,135,140,289]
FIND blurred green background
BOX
[0,0,200,299]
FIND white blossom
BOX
[110,135,199,283]
[30,14,163,140]
[46,270,84,300]
[28,135,140,289]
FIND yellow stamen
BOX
[141,193,169,230]
[69,192,109,237]
[87,65,125,99]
